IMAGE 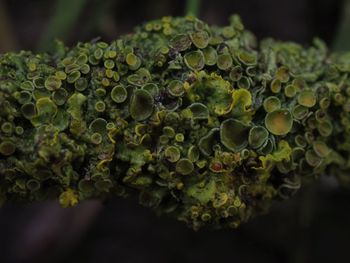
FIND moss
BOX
[1,15,350,230]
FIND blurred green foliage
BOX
[333,0,350,51]
[38,0,87,51]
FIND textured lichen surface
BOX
[1,15,350,230]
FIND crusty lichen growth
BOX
[1,15,350,230]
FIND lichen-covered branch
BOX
[1,15,350,230]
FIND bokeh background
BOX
[1,0,350,262]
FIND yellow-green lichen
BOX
[0,15,349,231]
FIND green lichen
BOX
[1,15,350,230]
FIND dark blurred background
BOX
[1,0,350,262]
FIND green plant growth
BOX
[1,15,350,230]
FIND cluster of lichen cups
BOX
[1,15,350,230]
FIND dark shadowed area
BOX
[1,0,350,262]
